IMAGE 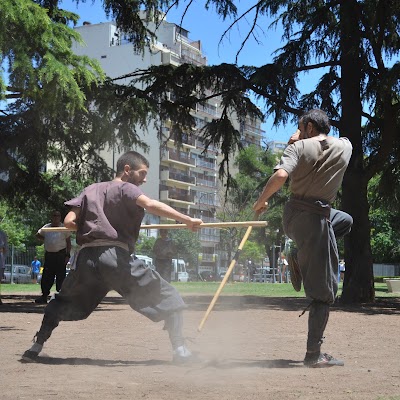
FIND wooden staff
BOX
[197,220,257,332]
[40,221,267,232]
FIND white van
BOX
[133,255,188,282]
[134,254,154,270]
[171,259,189,282]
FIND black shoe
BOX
[35,296,47,304]
[304,352,344,368]
[21,349,40,362]
[21,342,43,363]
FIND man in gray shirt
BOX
[254,109,353,368]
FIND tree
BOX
[368,175,400,263]
[228,145,290,264]
[0,201,30,249]
[119,0,399,303]
[3,0,400,303]
[0,0,158,203]
[169,229,202,269]
[135,234,156,256]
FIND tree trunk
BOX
[339,0,375,303]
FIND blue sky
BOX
[62,0,302,142]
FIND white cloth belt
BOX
[80,240,129,252]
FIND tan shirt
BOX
[275,137,352,203]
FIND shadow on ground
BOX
[17,354,303,369]
[1,294,399,316]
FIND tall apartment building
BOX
[266,140,287,153]
[72,13,264,273]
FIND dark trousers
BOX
[35,247,186,348]
[155,258,172,282]
[283,205,353,353]
[41,250,67,297]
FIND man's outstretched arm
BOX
[253,169,289,214]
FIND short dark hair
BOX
[116,151,149,175]
[299,109,331,134]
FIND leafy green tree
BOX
[241,240,265,265]
[3,0,400,304]
[226,145,289,264]
[0,201,30,249]
[1,0,156,202]
[135,234,156,256]
[119,0,398,303]
[368,175,400,263]
[169,229,202,269]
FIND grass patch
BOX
[171,282,306,297]
[1,281,398,299]
[0,283,42,294]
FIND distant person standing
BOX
[35,211,71,304]
[31,256,41,284]
[0,227,8,305]
[279,254,289,282]
[153,229,176,282]
[339,259,345,282]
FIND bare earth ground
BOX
[1,292,400,400]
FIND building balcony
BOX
[163,149,195,166]
[242,123,264,137]
[161,51,181,66]
[160,189,195,204]
[161,169,196,186]
[195,139,218,154]
[196,103,219,117]
[199,230,220,243]
[167,135,196,148]
[196,159,216,170]
[196,177,217,189]
[199,253,218,262]
[180,51,207,66]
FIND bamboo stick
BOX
[197,224,254,332]
[40,221,267,232]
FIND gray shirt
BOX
[65,181,145,253]
[275,137,352,203]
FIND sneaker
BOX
[21,342,43,363]
[34,296,48,304]
[287,251,302,292]
[172,345,198,364]
[304,352,344,368]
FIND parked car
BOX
[218,272,226,281]
[1,264,32,284]
[199,271,217,282]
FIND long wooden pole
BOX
[197,224,254,332]
[40,221,267,232]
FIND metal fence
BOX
[4,245,38,267]
[373,263,400,277]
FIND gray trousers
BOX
[283,203,353,353]
[36,246,186,348]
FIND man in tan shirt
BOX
[254,109,353,368]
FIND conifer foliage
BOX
[1,0,399,302]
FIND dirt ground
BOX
[1,292,400,400]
